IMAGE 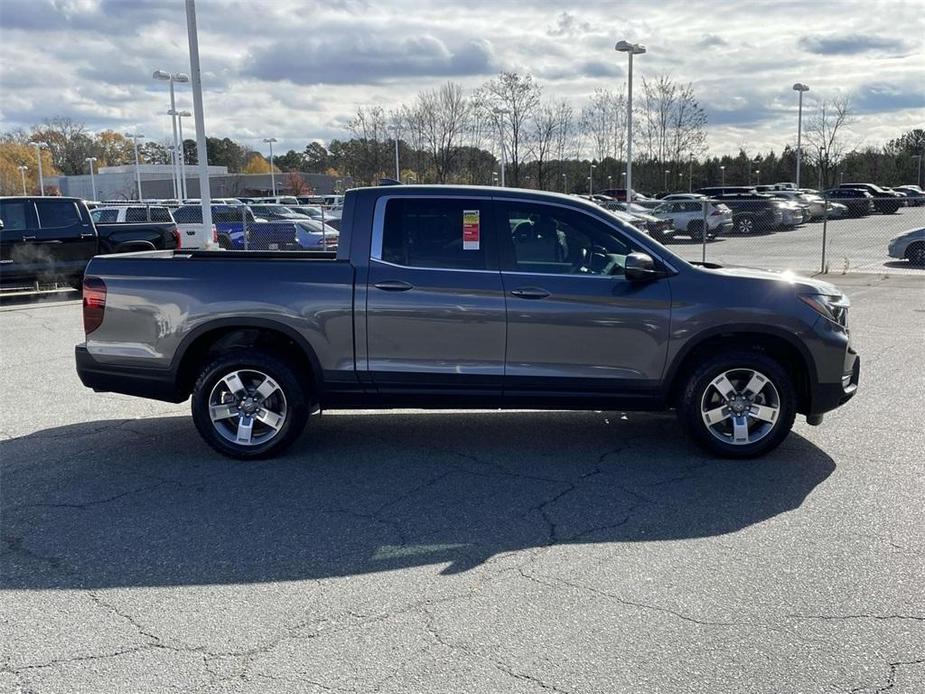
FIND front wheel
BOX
[678,351,796,458]
[191,350,309,459]
[906,242,925,266]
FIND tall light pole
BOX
[392,127,401,181]
[720,165,726,185]
[615,40,646,203]
[792,83,810,188]
[688,152,694,192]
[153,70,190,198]
[17,165,27,195]
[124,132,145,200]
[170,109,192,199]
[589,163,596,195]
[263,137,278,195]
[492,108,510,187]
[755,169,761,186]
[186,0,213,239]
[85,157,98,200]
[818,147,825,189]
[562,172,568,194]
[30,142,47,195]
[664,169,669,191]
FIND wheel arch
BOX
[665,326,817,414]
[170,318,323,402]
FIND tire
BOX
[191,350,309,460]
[678,350,796,459]
[733,215,755,235]
[687,220,705,241]
[906,242,925,266]
[218,235,233,250]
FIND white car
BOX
[887,227,925,265]
[90,205,175,224]
[652,199,732,240]
[770,191,826,219]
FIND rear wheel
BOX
[191,350,309,459]
[906,242,925,266]
[687,220,705,241]
[678,351,796,458]
[733,215,755,235]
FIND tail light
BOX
[171,226,182,249]
[211,224,218,244]
[83,276,107,335]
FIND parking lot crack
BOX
[419,603,574,694]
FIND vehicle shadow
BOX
[883,260,923,270]
[1,410,834,589]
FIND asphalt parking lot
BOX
[1,273,923,693]
[669,206,924,275]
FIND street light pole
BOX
[720,165,726,185]
[30,142,47,195]
[263,137,278,195]
[664,169,669,191]
[85,157,98,200]
[124,132,145,200]
[755,169,761,186]
[175,111,191,200]
[186,0,213,240]
[17,165,27,195]
[492,108,510,187]
[792,83,810,189]
[615,40,646,203]
[589,163,596,195]
[688,152,694,192]
[154,71,189,198]
[562,172,568,194]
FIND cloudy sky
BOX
[1,0,922,158]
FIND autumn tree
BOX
[243,153,271,174]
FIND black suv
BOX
[824,189,874,217]
[837,183,903,214]
[705,193,784,234]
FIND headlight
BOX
[800,293,849,327]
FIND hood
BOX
[705,264,842,295]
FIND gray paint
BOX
[79,185,857,416]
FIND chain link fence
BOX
[649,193,925,275]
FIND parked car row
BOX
[576,181,922,244]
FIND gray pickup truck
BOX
[75,186,860,459]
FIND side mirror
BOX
[624,252,661,281]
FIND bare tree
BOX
[639,75,707,168]
[417,82,470,183]
[478,72,541,186]
[805,97,853,188]
[347,106,389,184]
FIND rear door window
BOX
[125,207,147,222]
[174,206,201,224]
[0,200,33,230]
[36,199,81,228]
[379,198,494,270]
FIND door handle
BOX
[373,280,414,292]
[21,235,36,241]
[510,287,550,300]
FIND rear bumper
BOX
[76,345,185,403]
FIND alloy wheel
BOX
[208,369,288,446]
[700,368,781,446]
